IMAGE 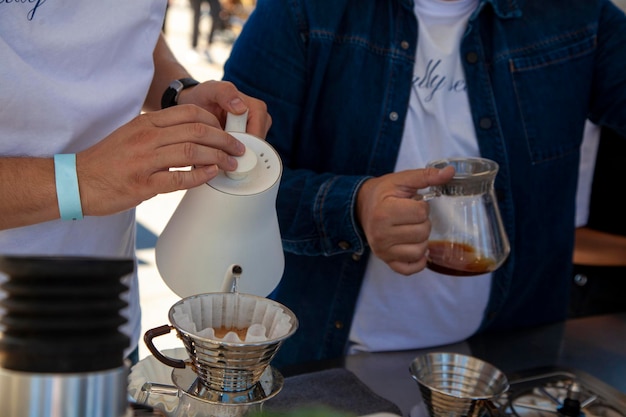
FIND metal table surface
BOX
[284,313,626,417]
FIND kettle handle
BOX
[225,110,249,133]
[143,325,186,369]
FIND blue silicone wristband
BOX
[54,154,84,221]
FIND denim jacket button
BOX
[352,253,361,261]
[574,274,588,286]
[479,117,493,129]
[334,320,344,329]
[389,111,399,121]
[338,241,351,250]
[400,40,410,50]
[466,51,479,63]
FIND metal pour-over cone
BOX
[173,293,297,392]
[409,352,509,417]
[144,292,298,394]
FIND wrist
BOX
[54,154,83,221]
[176,86,195,106]
[160,78,200,109]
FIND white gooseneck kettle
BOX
[155,112,284,298]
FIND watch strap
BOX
[161,77,200,109]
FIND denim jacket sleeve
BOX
[280,168,370,256]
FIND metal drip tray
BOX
[495,366,626,417]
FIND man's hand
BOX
[356,166,455,276]
[77,104,247,217]
[178,80,272,138]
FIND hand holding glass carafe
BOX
[420,157,510,276]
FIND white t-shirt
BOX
[575,121,601,227]
[349,0,491,353]
[0,0,167,357]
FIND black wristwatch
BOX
[160,77,200,109]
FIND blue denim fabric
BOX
[223,0,626,369]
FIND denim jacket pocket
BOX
[508,29,597,164]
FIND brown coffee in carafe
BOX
[427,240,498,276]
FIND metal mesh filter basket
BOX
[410,352,509,417]
[169,292,297,393]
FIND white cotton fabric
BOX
[349,0,492,353]
[0,0,168,357]
[575,121,601,227]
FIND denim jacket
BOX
[223,0,626,369]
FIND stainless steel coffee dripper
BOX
[140,289,298,416]
[410,352,509,417]
[144,291,298,393]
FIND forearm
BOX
[0,157,60,230]
[143,33,195,112]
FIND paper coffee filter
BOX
[171,293,294,343]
